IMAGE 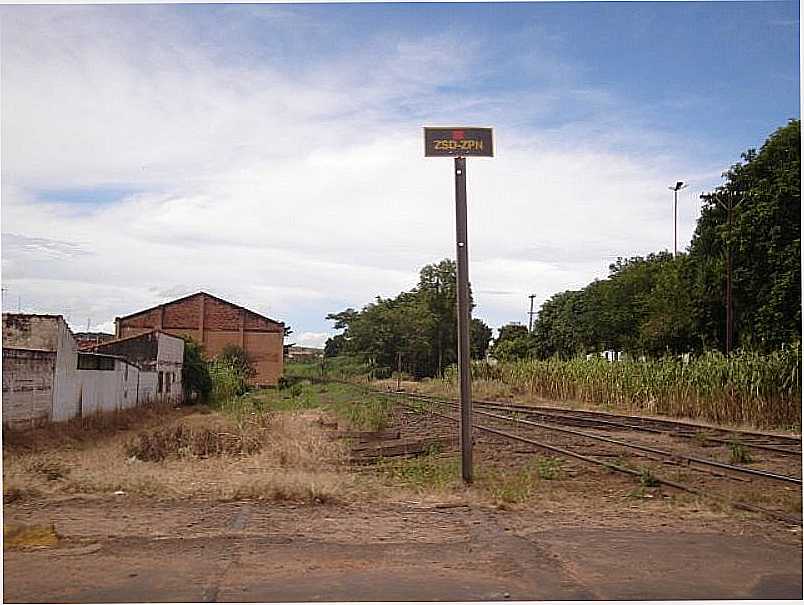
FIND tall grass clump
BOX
[333,396,394,431]
[458,345,801,429]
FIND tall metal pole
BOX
[715,191,745,356]
[673,189,678,258]
[528,294,536,332]
[669,182,687,258]
[725,202,734,355]
[454,156,473,483]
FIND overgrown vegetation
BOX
[181,338,213,403]
[728,440,753,464]
[209,344,256,403]
[377,453,460,490]
[457,347,801,428]
[125,423,265,462]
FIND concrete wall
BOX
[2,314,178,427]
[89,330,184,405]
[76,357,144,415]
[157,332,184,404]
[3,314,62,350]
[52,319,81,422]
[117,292,284,386]
[2,348,56,427]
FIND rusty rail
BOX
[395,397,802,527]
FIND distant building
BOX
[115,292,284,386]
[75,331,115,350]
[286,346,324,361]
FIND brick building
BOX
[115,292,284,386]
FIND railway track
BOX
[403,393,801,485]
[357,385,802,526]
[403,392,802,456]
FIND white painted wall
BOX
[156,331,184,404]
[51,318,81,422]
[137,370,158,404]
[3,315,185,426]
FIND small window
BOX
[166,372,171,393]
[77,353,115,371]
[158,371,163,394]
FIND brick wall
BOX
[117,293,284,386]
[163,297,198,329]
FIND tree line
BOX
[324,259,492,377]
[494,120,800,360]
[326,119,800,372]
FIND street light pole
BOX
[669,181,688,257]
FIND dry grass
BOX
[3,408,356,504]
[3,402,183,453]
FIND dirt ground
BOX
[3,385,803,602]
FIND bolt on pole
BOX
[454,156,473,483]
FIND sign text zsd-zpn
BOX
[424,127,494,157]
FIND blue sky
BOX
[1,1,799,346]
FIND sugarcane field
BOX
[2,2,802,603]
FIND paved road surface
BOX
[4,500,801,602]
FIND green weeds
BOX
[728,440,753,464]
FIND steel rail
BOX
[395,398,802,527]
[413,395,801,485]
[468,399,802,456]
[469,395,802,445]
[405,391,802,455]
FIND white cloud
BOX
[1,6,725,337]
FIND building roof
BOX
[85,328,183,350]
[115,291,283,327]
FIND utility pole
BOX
[528,294,537,332]
[396,351,403,391]
[669,181,688,257]
[714,191,746,355]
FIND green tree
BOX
[325,258,486,377]
[491,323,536,361]
[689,119,801,351]
[470,318,493,360]
[181,338,212,403]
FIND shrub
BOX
[125,425,262,462]
[182,338,212,404]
